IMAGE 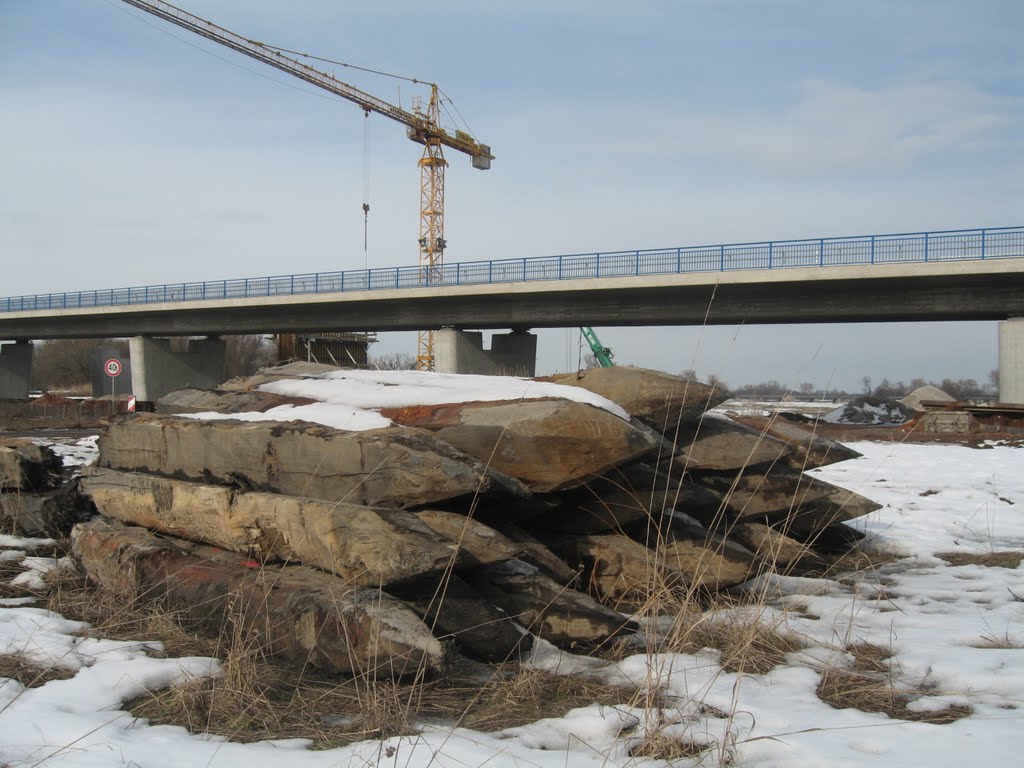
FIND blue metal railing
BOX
[2,226,1022,313]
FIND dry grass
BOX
[0,558,32,599]
[847,642,892,673]
[44,568,642,745]
[793,542,902,580]
[0,652,76,688]
[131,651,641,746]
[636,591,805,675]
[935,551,1024,569]
[970,631,1023,650]
[630,730,716,761]
[457,667,642,730]
[816,666,972,725]
[45,569,218,659]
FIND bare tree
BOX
[705,373,730,395]
[33,339,129,391]
[225,335,277,378]
[371,352,416,370]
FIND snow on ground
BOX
[713,399,838,419]
[30,436,99,474]
[185,369,630,430]
[0,440,1021,766]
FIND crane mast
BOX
[118,0,493,370]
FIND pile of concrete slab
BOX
[69,365,879,679]
[0,439,90,538]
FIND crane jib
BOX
[118,0,493,166]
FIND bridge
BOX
[2,226,1023,401]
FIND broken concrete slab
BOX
[412,509,521,569]
[540,463,720,534]
[730,522,814,569]
[672,415,794,472]
[489,521,581,586]
[381,398,660,493]
[548,532,685,603]
[693,466,837,521]
[0,478,92,537]
[550,366,729,434]
[156,387,315,415]
[218,362,340,392]
[71,518,445,678]
[98,414,528,508]
[396,573,531,662]
[81,467,459,587]
[656,516,758,591]
[468,559,636,649]
[748,418,862,470]
[0,439,62,492]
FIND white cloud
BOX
[670,78,1015,176]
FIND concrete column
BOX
[434,329,537,376]
[998,318,1024,404]
[130,336,227,403]
[0,341,33,400]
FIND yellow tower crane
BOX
[119,0,493,370]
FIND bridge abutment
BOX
[129,336,227,403]
[0,341,33,400]
[434,329,537,376]
[998,319,1024,404]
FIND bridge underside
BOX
[2,267,1024,340]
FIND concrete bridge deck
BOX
[1,226,1022,339]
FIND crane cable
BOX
[362,110,371,268]
[264,43,479,139]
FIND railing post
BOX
[395,267,400,288]
[719,245,725,271]
[558,255,563,280]
[981,229,986,259]
[488,260,493,283]
[768,242,774,269]
[870,236,875,264]
[596,253,601,278]
[635,250,640,276]
[818,239,824,267]
[676,248,681,273]
[924,233,929,262]
[522,258,527,281]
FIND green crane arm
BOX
[581,327,614,368]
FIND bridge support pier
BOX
[129,336,227,404]
[434,329,537,377]
[0,341,33,400]
[998,319,1024,404]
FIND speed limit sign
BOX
[104,358,123,378]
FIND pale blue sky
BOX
[2,0,1021,389]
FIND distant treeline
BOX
[678,369,999,401]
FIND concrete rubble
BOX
[0,439,92,536]
[52,364,881,680]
